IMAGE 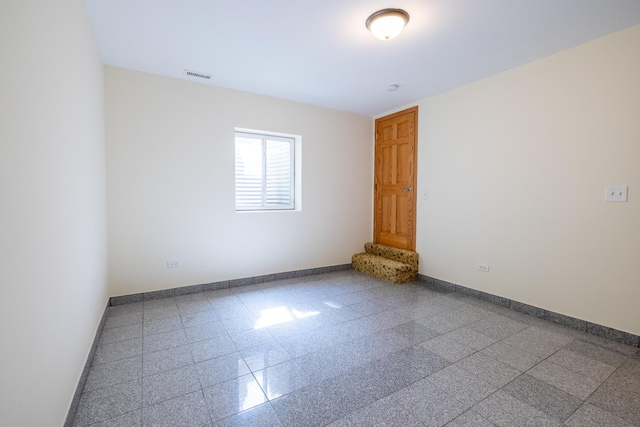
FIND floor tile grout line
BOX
[493,331,633,424]
[427,321,592,424]
[188,345,214,427]
[464,350,585,425]
[138,301,213,425]
[548,346,626,383]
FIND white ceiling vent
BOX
[183,69,212,80]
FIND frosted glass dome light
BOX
[366,9,410,40]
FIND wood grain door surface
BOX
[374,106,418,251]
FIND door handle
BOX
[404,187,413,192]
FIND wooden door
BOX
[374,106,417,251]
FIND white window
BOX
[235,130,296,211]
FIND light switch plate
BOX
[605,186,628,202]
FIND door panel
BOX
[374,106,417,251]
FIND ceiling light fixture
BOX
[366,8,410,40]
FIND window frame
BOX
[234,129,299,212]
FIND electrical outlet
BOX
[167,260,180,269]
[605,186,628,202]
[478,263,490,272]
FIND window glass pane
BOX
[265,139,292,207]
[235,137,263,209]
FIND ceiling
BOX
[85,0,640,116]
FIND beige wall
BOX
[105,67,373,296]
[0,0,108,425]
[412,25,640,335]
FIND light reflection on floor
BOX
[252,370,280,400]
[241,374,268,411]
[253,306,320,330]
[249,305,321,405]
[323,300,343,309]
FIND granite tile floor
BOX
[72,270,640,427]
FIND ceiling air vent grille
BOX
[183,69,212,80]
